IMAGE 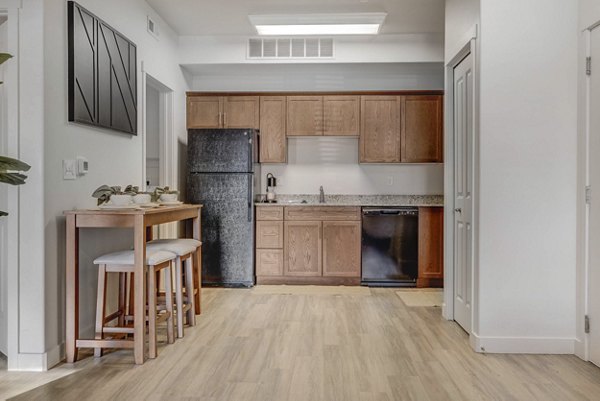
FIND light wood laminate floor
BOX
[5,287,600,401]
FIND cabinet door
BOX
[402,95,443,163]
[323,95,360,136]
[256,221,284,249]
[286,96,323,136]
[256,250,284,277]
[224,96,260,129]
[187,96,222,129]
[360,96,401,163]
[284,221,322,276]
[259,96,287,163]
[322,221,361,277]
[417,207,444,287]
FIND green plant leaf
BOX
[0,172,28,185]
[0,156,31,172]
[0,53,12,66]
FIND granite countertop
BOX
[255,194,444,207]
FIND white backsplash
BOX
[260,137,444,196]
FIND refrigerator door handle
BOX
[248,175,253,222]
[248,136,253,171]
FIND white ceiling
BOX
[146,0,445,36]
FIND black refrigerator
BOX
[187,129,260,287]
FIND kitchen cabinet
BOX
[287,96,323,136]
[402,95,443,163]
[417,207,444,288]
[187,96,222,129]
[187,96,259,129]
[259,96,287,163]
[323,95,360,136]
[256,206,361,285]
[284,221,323,276]
[360,96,402,163]
[255,207,285,277]
[223,96,260,129]
[322,221,361,277]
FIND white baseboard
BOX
[8,343,63,371]
[471,332,576,354]
[574,337,588,360]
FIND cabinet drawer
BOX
[256,249,284,276]
[256,221,283,249]
[284,207,361,221]
[256,206,284,221]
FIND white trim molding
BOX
[471,333,576,355]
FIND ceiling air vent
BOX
[247,38,335,59]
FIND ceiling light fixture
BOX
[249,13,387,36]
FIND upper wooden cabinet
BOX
[360,96,402,163]
[402,95,443,163]
[323,95,360,136]
[187,96,222,129]
[259,96,287,163]
[223,96,259,129]
[187,96,259,129]
[187,92,443,164]
[287,96,323,136]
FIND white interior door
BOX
[453,53,474,333]
[588,27,600,367]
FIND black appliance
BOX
[187,129,260,287]
[361,207,419,287]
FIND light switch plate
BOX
[63,159,77,180]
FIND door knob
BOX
[454,208,462,213]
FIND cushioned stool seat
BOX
[147,239,202,337]
[94,249,176,266]
[93,248,177,360]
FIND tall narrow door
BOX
[588,27,600,367]
[453,53,474,333]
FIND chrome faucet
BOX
[319,186,325,203]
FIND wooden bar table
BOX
[64,204,202,365]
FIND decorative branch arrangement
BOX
[92,185,179,206]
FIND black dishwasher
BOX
[361,208,419,287]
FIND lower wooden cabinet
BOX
[256,249,284,276]
[322,221,361,277]
[417,207,444,287]
[256,206,361,285]
[284,221,322,276]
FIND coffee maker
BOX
[266,173,277,203]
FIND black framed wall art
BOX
[68,1,138,135]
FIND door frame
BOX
[443,25,480,348]
[141,65,175,191]
[579,19,600,362]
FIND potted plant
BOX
[153,186,179,203]
[92,185,139,206]
[0,53,30,217]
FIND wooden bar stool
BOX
[93,249,176,359]
[147,239,201,338]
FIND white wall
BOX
[189,63,444,92]
[0,18,8,356]
[262,138,443,196]
[444,0,479,60]
[475,0,579,353]
[40,0,189,370]
[179,33,444,65]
